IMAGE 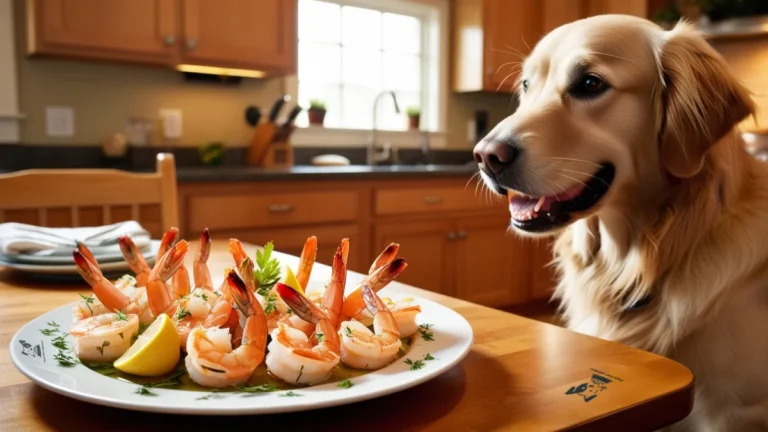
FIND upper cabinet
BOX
[180,0,296,73]
[452,0,655,93]
[26,0,298,76]
[26,0,178,65]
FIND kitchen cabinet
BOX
[177,176,556,309]
[26,0,178,66]
[25,0,298,76]
[181,0,297,73]
[452,0,656,93]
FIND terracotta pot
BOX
[408,114,420,130]
[308,109,326,126]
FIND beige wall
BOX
[712,38,768,132]
[12,2,512,150]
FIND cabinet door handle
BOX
[164,35,175,46]
[447,231,457,240]
[268,204,295,213]
[456,230,467,239]
[423,196,443,204]
[186,39,197,50]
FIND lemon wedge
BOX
[114,314,180,377]
[282,265,304,294]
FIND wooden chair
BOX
[0,153,178,237]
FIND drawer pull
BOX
[423,196,443,204]
[456,230,467,239]
[447,231,457,240]
[268,204,295,213]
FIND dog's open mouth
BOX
[509,163,615,232]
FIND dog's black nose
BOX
[473,138,519,174]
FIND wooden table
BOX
[0,240,694,431]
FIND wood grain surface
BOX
[0,240,694,431]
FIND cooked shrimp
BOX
[145,241,190,317]
[340,257,408,321]
[185,269,267,388]
[296,236,317,290]
[69,312,140,362]
[339,283,401,370]
[268,283,341,385]
[354,296,422,338]
[73,250,154,324]
[194,228,213,291]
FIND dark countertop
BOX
[175,163,479,182]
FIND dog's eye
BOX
[522,79,529,92]
[569,73,608,98]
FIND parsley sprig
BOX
[254,241,281,295]
[418,323,435,342]
[236,384,277,393]
[337,379,354,389]
[404,358,425,370]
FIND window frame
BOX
[285,0,449,149]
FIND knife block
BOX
[261,139,294,168]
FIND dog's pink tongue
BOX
[508,183,586,221]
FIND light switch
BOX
[159,109,182,139]
[45,106,75,137]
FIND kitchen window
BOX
[289,0,448,146]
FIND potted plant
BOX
[307,99,327,126]
[406,106,421,130]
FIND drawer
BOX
[375,186,501,216]
[188,190,358,231]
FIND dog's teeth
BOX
[534,196,545,212]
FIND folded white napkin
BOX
[0,221,150,256]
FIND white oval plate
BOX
[10,285,473,415]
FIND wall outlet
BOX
[159,109,182,139]
[45,106,75,137]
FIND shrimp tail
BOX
[118,235,151,285]
[362,283,388,316]
[340,258,408,319]
[73,250,131,311]
[146,240,189,316]
[75,241,99,267]
[194,228,213,290]
[369,242,399,274]
[323,238,348,328]
[296,236,317,290]
[237,256,256,292]
[157,227,179,259]
[229,238,248,267]
[362,283,400,338]
[227,269,261,317]
[275,282,326,324]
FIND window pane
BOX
[297,82,341,128]
[299,0,341,43]
[378,91,420,131]
[341,86,377,129]
[299,41,341,84]
[383,13,421,54]
[342,6,381,49]
[342,48,381,89]
[383,52,421,92]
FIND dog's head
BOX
[474,14,754,237]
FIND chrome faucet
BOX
[368,90,400,165]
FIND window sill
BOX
[291,126,447,149]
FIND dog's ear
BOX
[658,21,755,178]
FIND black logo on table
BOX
[19,340,44,360]
[565,369,623,402]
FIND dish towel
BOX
[0,221,151,256]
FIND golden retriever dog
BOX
[473,14,768,431]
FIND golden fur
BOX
[481,14,768,431]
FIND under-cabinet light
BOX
[176,64,267,78]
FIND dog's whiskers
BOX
[557,173,593,191]
[550,157,602,167]
[561,168,612,187]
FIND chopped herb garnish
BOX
[196,394,212,400]
[143,367,187,389]
[254,241,282,292]
[115,310,128,321]
[96,340,110,355]
[316,333,324,343]
[424,353,436,361]
[135,386,157,396]
[51,335,69,350]
[47,321,60,328]
[79,293,95,313]
[280,391,302,397]
[263,293,278,315]
[88,363,118,375]
[201,293,208,301]
[286,308,292,315]
[236,384,277,393]
[54,351,78,367]
[404,358,425,370]
[176,306,191,321]
[40,328,58,336]
[337,379,354,389]
[418,323,435,342]
[345,326,353,337]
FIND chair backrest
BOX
[0,153,178,237]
